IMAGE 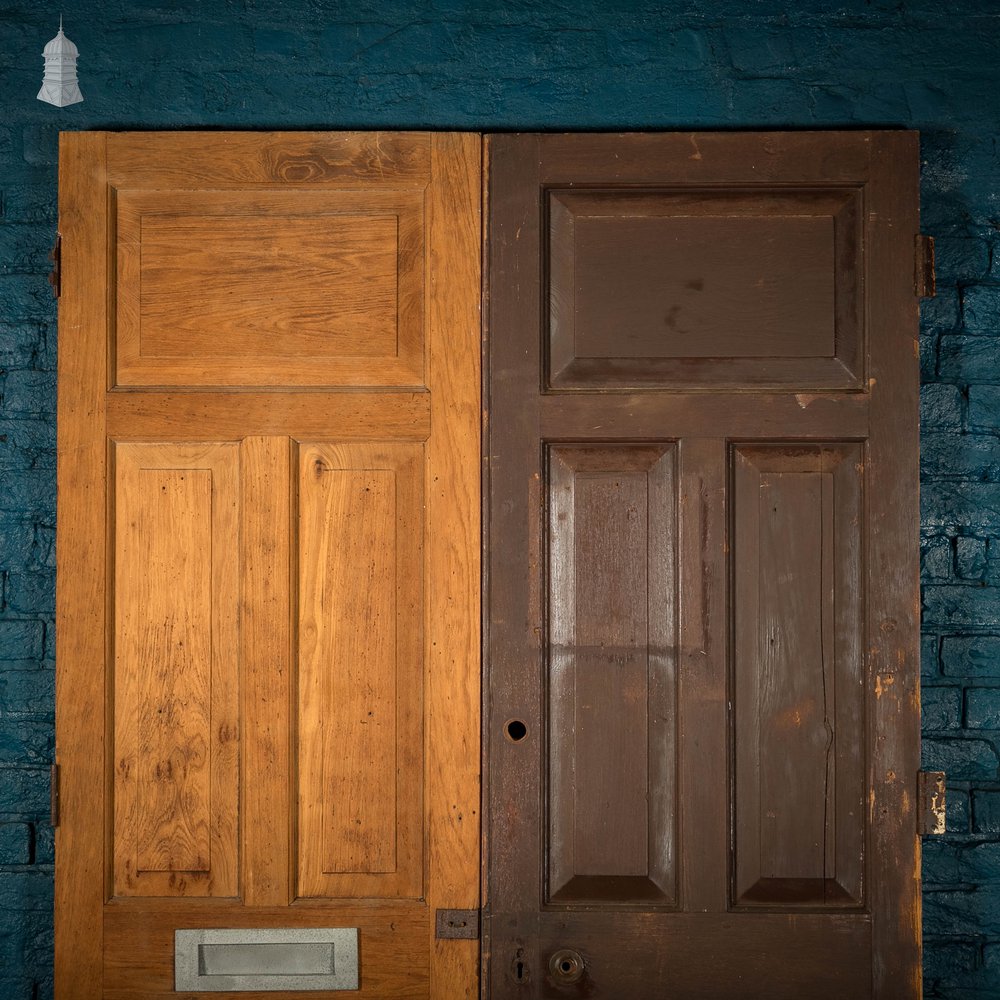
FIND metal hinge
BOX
[435,908,480,940]
[50,763,60,828]
[48,233,61,299]
[915,234,936,298]
[918,770,946,835]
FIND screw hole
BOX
[504,719,528,743]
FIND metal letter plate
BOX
[175,928,359,992]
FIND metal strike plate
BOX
[435,908,480,940]
[175,928,358,992]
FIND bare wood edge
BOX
[867,130,922,999]
[479,133,492,1000]
[426,132,482,997]
[56,130,109,997]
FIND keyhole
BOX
[511,947,529,985]
[505,719,528,743]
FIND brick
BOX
[967,385,1000,432]
[939,335,1000,383]
[34,524,54,570]
[0,717,54,763]
[962,284,1000,334]
[957,841,1000,883]
[923,633,941,679]
[0,323,40,368]
[0,186,57,225]
[0,225,55,276]
[923,940,980,985]
[0,977,32,1000]
[5,572,54,615]
[921,433,1000,481]
[922,384,964,429]
[0,670,53,716]
[0,519,35,570]
[922,736,999,780]
[2,371,56,416]
[946,785,970,833]
[920,332,938,381]
[0,418,57,472]
[923,585,1000,628]
[33,823,53,865]
[922,288,960,335]
[923,888,996,936]
[922,535,953,580]
[942,636,1000,678]
[0,765,50,815]
[0,871,52,913]
[20,127,60,168]
[923,839,961,883]
[966,688,1000,729]
[0,822,29,864]
[936,237,991,283]
[0,622,42,661]
[922,686,961,730]
[0,470,55,515]
[0,275,55,321]
[956,536,988,578]
[922,483,1000,530]
[973,789,1000,833]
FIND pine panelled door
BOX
[56,131,924,997]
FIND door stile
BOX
[866,131,922,998]
[56,130,109,998]
[426,132,484,997]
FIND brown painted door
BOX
[56,132,481,997]
[485,132,921,998]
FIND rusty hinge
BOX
[48,233,61,299]
[915,234,936,298]
[435,908,480,940]
[50,763,60,828]
[918,770,946,835]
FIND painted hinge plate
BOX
[50,763,60,828]
[915,234,936,298]
[435,908,480,940]
[48,233,61,299]
[918,770,946,835]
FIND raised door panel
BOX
[547,187,862,390]
[546,444,678,906]
[731,443,865,908]
[112,442,240,898]
[115,189,425,388]
[296,441,424,900]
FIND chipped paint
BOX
[875,673,896,699]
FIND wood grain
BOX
[425,131,482,998]
[296,442,424,899]
[242,436,292,907]
[107,131,431,188]
[112,443,240,898]
[55,129,107,1000]
[107,391,430,442]
[732,443,864,907]
[115,188,425,388]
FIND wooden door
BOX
[485,132,921,998]
[56,132,481,997]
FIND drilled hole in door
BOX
[504,719,528,743]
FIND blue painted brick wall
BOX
[1,1,999,995]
